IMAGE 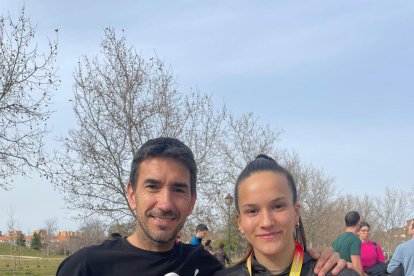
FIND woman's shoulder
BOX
[213,263,248,276]
[303,254,358,276]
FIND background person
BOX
[357,221,386,275]
[387,219,414,275]
[204,239,213,252]
[214,154,357,276]
[190,223,209,246]
[214,243,231,267]
[332,211,364,276]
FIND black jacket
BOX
[214,252,359,276]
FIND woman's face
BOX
[358,226,370,241]
[237,171,300,258]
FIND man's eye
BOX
[173,188,186,193]
[145,184,158,190]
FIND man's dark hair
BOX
[196,223,208,232]
[129,137,197,195]
[345,211,361,227]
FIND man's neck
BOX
[127,231,174,252]
[345,226,358,234]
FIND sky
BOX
[1,0,413,233]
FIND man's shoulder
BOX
[56,237,130,275]
[337,232,359,242]
[189,235,201,245]
[396,238,414,251]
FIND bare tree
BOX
[49,27,286,230]
[79,218,107,247]
[374,186,412,254]
[6,206,18,269]
[50,27,227,224]
[43,217,58,256]
[0,6,59,190]
[281,152,338,248]
[192,113,283,227]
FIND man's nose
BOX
[156,188,174,211]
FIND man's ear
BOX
[127,182,136,210]
[188,193,197,214]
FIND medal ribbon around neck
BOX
[246,240,304,276]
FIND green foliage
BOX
[16,233,26,247]
[30,233,42,251]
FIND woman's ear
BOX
[237,215,244,234]
[294,203,300,226]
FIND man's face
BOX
[127,157,196,251]
[409,220,414,236]
[198,229,208,239]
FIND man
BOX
[387,219,414,275]
[190,223,209,246]
[332,211,364,276]
[57,137,348,276]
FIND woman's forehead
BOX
[238,171,292,199]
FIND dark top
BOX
[57,236,223,276]
[213,252,359,276]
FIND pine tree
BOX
[31,233,42,250]
[16,233,26,247]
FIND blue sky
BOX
[1,0,413,232]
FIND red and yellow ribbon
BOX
[246,240,304,276]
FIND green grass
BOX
[0,243,65,275]
[0,257,64,276]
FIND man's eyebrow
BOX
[173,182,189,189]
[143,178,160,185]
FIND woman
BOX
[357,222,386,273]
[215,154,356,276]
[205,239,213,252]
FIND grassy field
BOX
[0,243,65,275]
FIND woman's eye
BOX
[272,204,283,210]
[246,209,257,215]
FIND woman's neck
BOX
[254,242,296,274]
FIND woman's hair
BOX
[235,154,307,264]
[205,239,212,246]
[359,221,370,230]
